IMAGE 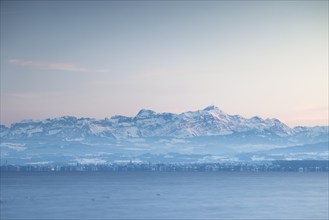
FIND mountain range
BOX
[1,106,328,165]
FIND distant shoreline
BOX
[1,160,328,172]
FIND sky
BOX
[1,1,328,127]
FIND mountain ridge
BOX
[1,106,328,165]
[1,106,328,140]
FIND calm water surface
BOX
[1,172,328,219]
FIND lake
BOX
[1,172,328,219]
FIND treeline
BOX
[1,160,328,172]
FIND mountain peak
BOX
[203,105,219,111]
[19,119,42,124]
[135,109,156,118]
[250,116,263,122]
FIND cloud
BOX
[7,92,59,99]
[8,59,109,73]
[8,59,43,68]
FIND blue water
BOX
[1,172,328,219]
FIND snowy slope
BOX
[1,106,311,140]
[0,106,328,165]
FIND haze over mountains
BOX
[1,106,328,164]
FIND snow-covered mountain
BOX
[1,106,328,165]
[2,105,321,139]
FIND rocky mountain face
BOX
[2,106,325,140]
[1,106,328,164]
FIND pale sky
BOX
[1,1,328,127]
